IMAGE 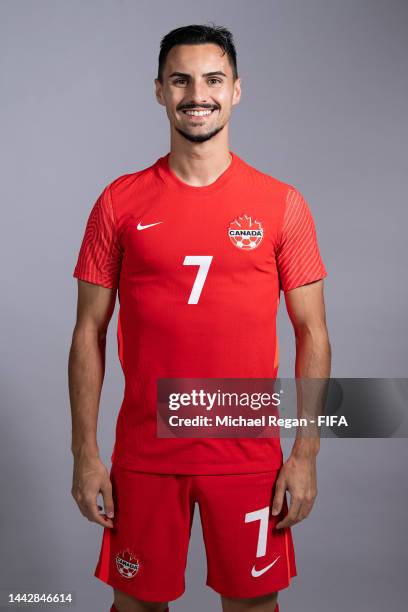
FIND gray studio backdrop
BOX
[1,1,407,611]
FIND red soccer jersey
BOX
[73,151,327,474]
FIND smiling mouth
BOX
[181,108,218,118]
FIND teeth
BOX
[185,109,213,116]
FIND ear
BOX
[154,78,166,106]
[232,76,242,107]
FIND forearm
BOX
[292,324,331,458]
[68,325,106,458]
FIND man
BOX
[69,24,331,612]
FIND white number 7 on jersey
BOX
[183,255,213,304]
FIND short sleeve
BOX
[73,184,122,289]
[276,186,327,292]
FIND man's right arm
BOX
[68,279,117,528]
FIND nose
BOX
[188,79,209,106]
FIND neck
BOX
[168,129,232,187]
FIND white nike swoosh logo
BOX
[137,221,163,230]
[251,556,280,578]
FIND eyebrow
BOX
[168,71,227,79]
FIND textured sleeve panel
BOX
[73,184,122,289]
[276,186,327,292]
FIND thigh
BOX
[195,470,297,599]
[221,592,279,612]
[94,464,195,602]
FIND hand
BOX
[271,453,317,529]
[71,453,114,528]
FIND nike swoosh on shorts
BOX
[251,555,280,578]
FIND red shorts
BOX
[94,464,297,603]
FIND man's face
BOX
[155,43,241,143]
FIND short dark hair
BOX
[157,23,238,83]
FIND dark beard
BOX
[175,123,225,143]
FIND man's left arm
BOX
[272,278,331,529]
